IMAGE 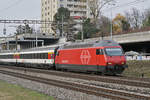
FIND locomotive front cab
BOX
[104,47,128,74]
[96,47,128,75]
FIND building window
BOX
[60,4,64,7]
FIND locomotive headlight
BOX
[108,62,112,65]
[122,62,125,65]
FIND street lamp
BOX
[33,23,38,47]
[3,23,8,50]
[61,15,64,38]
[79,16,85,42]
[109,3,116,40]
[8,25,18,51]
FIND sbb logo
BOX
[80,50,91,64]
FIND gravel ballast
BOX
[1,67,150,96]
[0,73,110,100]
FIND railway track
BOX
[1,65,150,89]
[0,69,150,100]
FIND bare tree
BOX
[124,12,132,26]
[145,8,150,17]
[125,8,144,29]
[99,16,111,37]
[143,8,150,26]
[88,0,115,24]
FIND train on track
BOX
[0,40,128,75]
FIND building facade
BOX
[41,0,92,36]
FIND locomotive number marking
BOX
[80,50,91,64]
[62,60,69,63]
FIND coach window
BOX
[26,54,28,59]
[38,53,41,59]
[32,53,34,59]
[9,55,12,59]
[36,53,38,59]
[22,54,24,59]
[34,53,36,59]
[45,53,48,59]
[41,53,43,59]
[25,54,28,59]
[41,53,44,59]
[46,53,48,59]
[31,53,34,59]
[25,54,27,59]
[37,53,39,59]
[43,53,46,59]
[30,54,32,59]
[34,53,37,59]
[8,55,10,59]
[96,49,104,55]
[40,53,42,59]
[39,53,41,59]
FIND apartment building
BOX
[41,0,92,36]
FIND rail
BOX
[0,69,150,100]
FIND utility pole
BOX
[81,17,84,42]
[8,25,18,50]
[15,33,18,51]
[34,23,38,47]
[109,3,115,40]
[3,23,7,50]
[110,9,113,40]
[61,15,64,37]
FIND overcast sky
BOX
[0,0,150,36]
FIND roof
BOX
[61,40,120,50]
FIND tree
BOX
[131,8,144,28]
[125,8,144,29]
[52,7,73,38]
[54,7,70,22]
[16,24,33,35]
[143,8,150,26]
[121,20,130,32]
[99,16,111,37]
[75,18,99,39]
[88,0,115,24]
[143,16,150,26]
[113,13,130,33]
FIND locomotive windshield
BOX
[105,48,123,56]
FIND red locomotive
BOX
[55,40,128,75]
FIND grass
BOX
[123,60,150,78]
[0,80,55,100]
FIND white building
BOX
[41,0,92,36]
